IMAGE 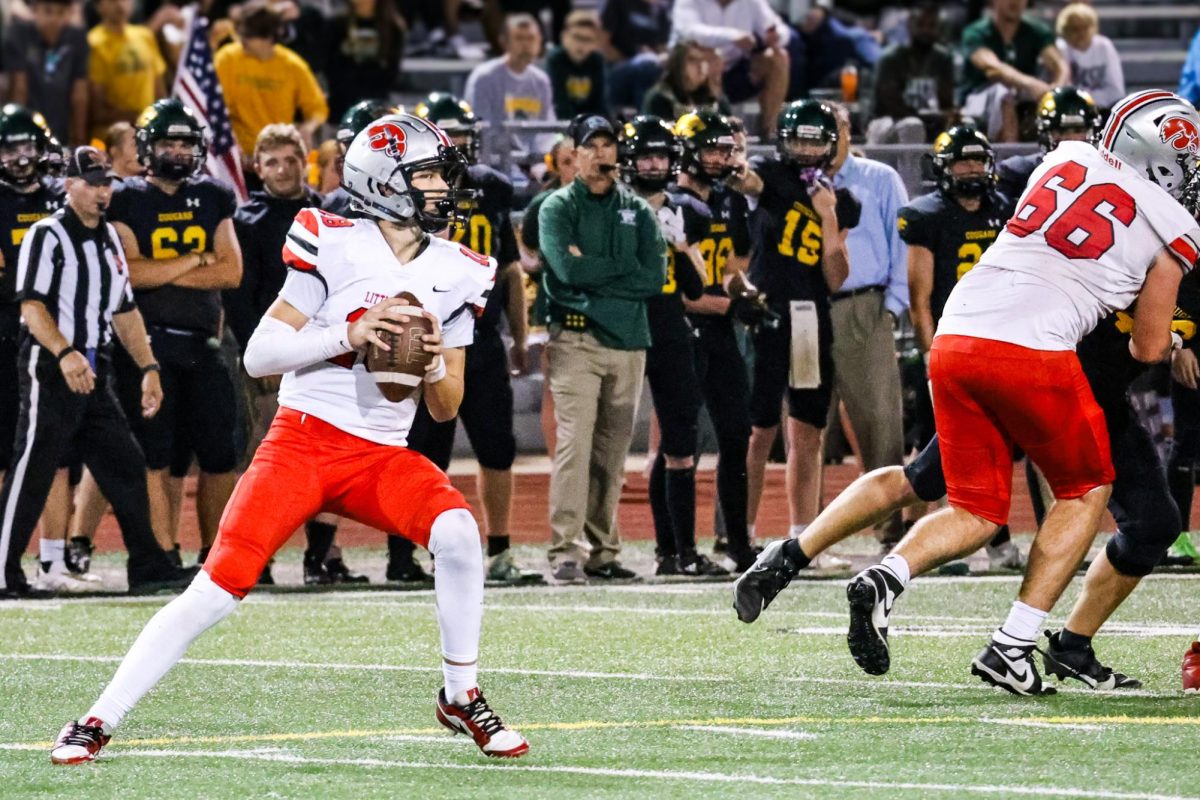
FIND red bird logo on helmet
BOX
[366,122,407,159]
[1160,116,1200,153]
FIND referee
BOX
[0,147,195,597]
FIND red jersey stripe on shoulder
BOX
[294,208,320,237]
[1169,234,1199,269]
[282,241,318,272]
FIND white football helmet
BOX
[342,113,469,232]
[1099,90,1200,212]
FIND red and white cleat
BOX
[50,717,111,764]
[436,688,529,758]
[1184,641,1200,693]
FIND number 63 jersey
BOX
[276,208,496,446]
[937,141,1200,351]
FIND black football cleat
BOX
[972,635,1057,696]
[845,566,904,675]
[732,540,799,623]
[387,559,433,583]
[324,555,369,584]
[583,561,638,580]
[303,553,334,586]
[679,553,729,577]
[1040,630,1142,690]
[127,564,199,596]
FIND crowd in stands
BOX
[0,0,1197,594]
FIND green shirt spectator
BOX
[959,1,1062,101]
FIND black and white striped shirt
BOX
[14,206,135,351]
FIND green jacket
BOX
[538,178,666,350]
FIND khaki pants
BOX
[827,290,905,543]
[546,328,646,567]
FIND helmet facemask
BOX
[0,140,45,187]
[940,154,995,198]
[778,132,834,174]
[143,136,205,181]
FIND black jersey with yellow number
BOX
[108,175,237,336]
[647,192,706,346]
[448,164,519,332]
[898,188,1014,326]
[747,156,860,310]
[0,178,65,330]
[672,182,752,296]
[1079,272,1200,414]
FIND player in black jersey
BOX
[107,98,243,564]
[736,275,1200,688]
[617,115,727,577]
[410,92,541,585]
[730,99,860,546]
[670,110,759,571]
[996,87,1099,200]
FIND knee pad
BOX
[428,508,482,564]
[1105,508,1180,578]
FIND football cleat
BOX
[65,536,94,574]
[732,540,800,623]
[486,550,545,585]
[1041,630,1142,690]
[986,540,1027,571]
[845,566,903,675]
[655,555,681,576]
[436,688,529,758]
[1183,641,1200,693]
[583,561,638,580]
[679,553,729,577]
[971,636,1057,696]
[50,717,110,764]
[33,561,101,593]
[387,559,433,583]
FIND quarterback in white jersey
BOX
[838,90,1200,698]
[51,114,529,765]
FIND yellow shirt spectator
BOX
[87,23,167,139]
[214,41,329,156]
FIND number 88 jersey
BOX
[938,141,1200,351]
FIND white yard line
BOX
[0,652,1174,697]
[94,748,1200,800]
[678,725,817,740]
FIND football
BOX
[365,291,435,402]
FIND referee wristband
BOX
[56,346,77,362]
[141,362,161,375]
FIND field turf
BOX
[1,541,1198,800]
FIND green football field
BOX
[1,542,1198,800]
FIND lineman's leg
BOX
[698,324,753,560]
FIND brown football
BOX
[366,292,436,402]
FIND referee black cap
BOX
[66,146,116,186]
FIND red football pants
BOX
[204,407,470,597]
[929,335,1114,525]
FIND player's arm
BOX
[811,184,849,292]
[726,164,763,199]
[1130,250,1187,363]
[172,218,243,290]
[423,345,466,422]
[501,261,529,374]
[115,221,202,289]
[907,244,936,353]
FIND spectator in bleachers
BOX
[1181,27,1200,105]
[641,41,731,122]
[600,0,671,112]
[482,0,571,55]
[869,2,955,144]
[324,0,407,122]
[402,0,483,60]
[670,0,791,138]
[798,0,881,93]
[214,0,328,161]
[546,10,607,120]
[103,121,141,178]
[959,0,1067,142]
[1055,3,1124,111]
[3,0,89,145]
[464,13,556,159]
[88,0,167,141]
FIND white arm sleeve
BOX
[244,315,354,378]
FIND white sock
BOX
[748,524,756,540]
[997,600,1048,644]
[788,524,808,539]
[428,509,483,701]
[40,538,65,566]
[879,554,911,587]
[86,571,238,730]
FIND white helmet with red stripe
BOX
[1099,90,1200,212]
[342,112,469,232]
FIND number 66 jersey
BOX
[277,208,496,446]
[937,140,1200,351]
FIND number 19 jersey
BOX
[937,141,1200,351]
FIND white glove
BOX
[656,205,687,248]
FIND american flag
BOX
[172,9,248,203]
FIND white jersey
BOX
[936,141,1200,351]
[274,208,495,446]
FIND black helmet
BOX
[1036,87,1100,153]
[618,115,681,193]
[135,98,206,181]
[674,109,737,183]
[776,99,839,172]
[337,99,399,148]
[0,104,53,187]
[414,92,481,162]
[931,125,996,198]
